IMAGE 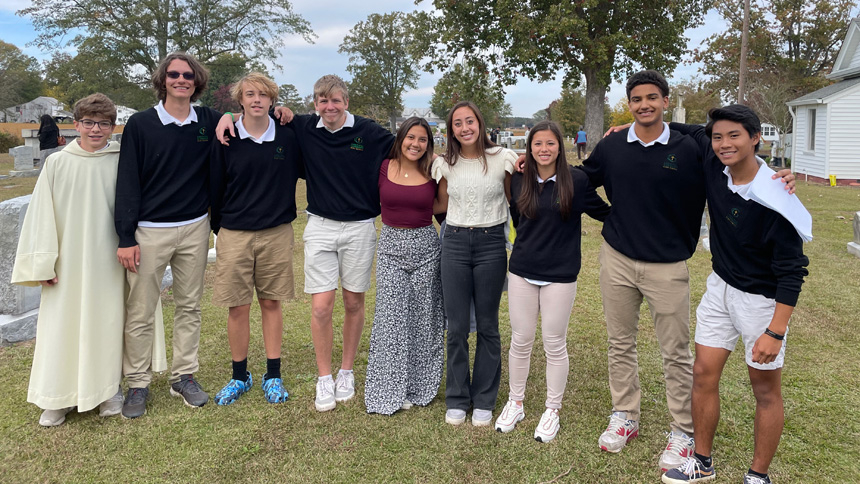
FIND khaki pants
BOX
[123,217,210,387]
[599,241,694,435]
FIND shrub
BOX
[0,131,24,153]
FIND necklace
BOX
[404,172,409,178]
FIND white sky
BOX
[1,1,728,117]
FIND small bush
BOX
[0,131,24,153]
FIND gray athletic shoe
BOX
[122,387,149,419]
[743,473,771,484]
[99,386,124,417]
[170,374,209,408]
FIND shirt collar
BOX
[155,100,198,126]
[627,122,670,147]
[316,111,355,133]
[723,158,765,200]
[236,115,276,143]
[537,174,557,184]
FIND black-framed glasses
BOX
[166,71,196,80]
[78,119,113,129]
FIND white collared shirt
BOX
[154,100,198,126]
[627,122,670,147]
[315,111,355,133]
[724,160,763,200]
[536,174,557,183]
[236,115,276,144]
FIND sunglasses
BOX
[166,71,196,80]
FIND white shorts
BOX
[695,272,787,370]
[303,214,377,294]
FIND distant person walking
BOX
[576,126,587,160]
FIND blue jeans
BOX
[442,223,507,411]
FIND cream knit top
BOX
[431,147,517,227]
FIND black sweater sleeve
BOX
[115,115,143,247]
[209,140,228,235]
[768,216,809,306]
[669,122,711,158]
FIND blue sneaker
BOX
[661,455,715,483]
[214,372,253,406]
[262,374,289,403]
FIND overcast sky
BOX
[1,0,727,117]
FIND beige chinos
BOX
[123,217,210,387]
[599,241,694,435]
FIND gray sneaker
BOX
[99,386,124,417]
[743,473,771,484]
[122,387,149,419]
[170,374,209,408]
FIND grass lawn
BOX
[0,155,858,482]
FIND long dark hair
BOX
[37,114,57,135]
[444,101,499,172]
[517,120,574,220]
[387,117,435,177]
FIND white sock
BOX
[318,374,333,383]
[338,369,353,377]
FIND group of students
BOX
[12,53,809,483]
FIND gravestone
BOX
[848,211,860,259]
[9,146,39,178]
[0,196,40,345]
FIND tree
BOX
[0,41,43,112]
[695,0,858,101]
[339,12,420,131]
[548,87,586,135]
[19,0,314,77]
[532,109,548,122]
[667,78,721,125]
[43,39,153,110]
[429,62,511,128]
[413,0,708,151]
[279,84,312,114]
[608,99,635,128]
[196,53,269,109]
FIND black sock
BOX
[232,358,247,381]
[695,453,712,468]
[266,358,281,380]
[747,469,768,480]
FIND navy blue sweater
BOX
[509,166,610,283]
[289,114,394,221]
[670,123,808,305]
[209,123,304,234]
[115,106,221,247]
[580,128,705,262]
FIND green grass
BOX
[0,153,38,200]
[0,174,858,483]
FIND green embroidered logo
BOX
[274,145,285,160]
[726,207,740,227]
[350,136,364,151]
[197,127,209,142]
[663,153,678,170]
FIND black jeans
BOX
[441,223,507,411]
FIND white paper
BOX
[748,163,813,242]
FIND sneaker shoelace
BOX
[319,379,334,397]
[605,414,628,433]
[336,373,353,391]
[678,457,703,477]
[665,432,692,452]
[179,377,201,393]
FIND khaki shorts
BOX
[212,223,295,307]
[303,214,377,294]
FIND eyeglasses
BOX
[78,119,113,129]
[166,71,196,80]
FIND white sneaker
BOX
[598,411,639,453]
[400,400,413,410]
[445,409,466,425]
[315,378,336,412]
[472,408,493,427]
[99,386,124,417]
[39,407,73,427]
[494,400,525,433]
[534,408,560,443]
[659,431,695,471]
[334,371,355,402]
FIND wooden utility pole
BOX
[738,0,750,104]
